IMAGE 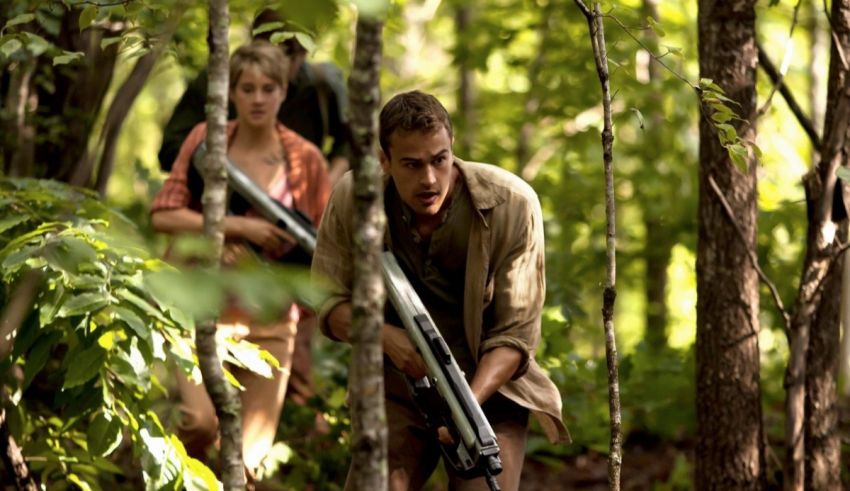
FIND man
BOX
[312,90,569,490]
[158,9,349,409]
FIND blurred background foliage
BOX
[0,0,831,488]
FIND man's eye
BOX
[263,85,276,93]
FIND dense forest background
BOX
[0,0,844,489]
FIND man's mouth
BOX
[416,191,439,206]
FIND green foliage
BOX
[0,178,309,489]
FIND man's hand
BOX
[383,325,427,379]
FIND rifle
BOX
[193,143,503,489]
[192,142,316,264]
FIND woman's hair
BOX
[229,41,290,90]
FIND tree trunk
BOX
[2,57,36,177]
[793,1,850,488]
[197,1,244,489]
[346,13,387,491]
[641,0,672,351]
[37,10,121,182]
[695,1,765,489]
[454,3,476,158]
[516,1,553,175]
[0,409,37,491]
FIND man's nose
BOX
[421,165,436,185]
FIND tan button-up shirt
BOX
[311,158,570,444]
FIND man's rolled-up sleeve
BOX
[479,195,545,379]
[311,179,354,340]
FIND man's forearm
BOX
[469,346,523,405]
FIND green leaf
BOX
[110,305,150,341]
[100,36,122,49]
[63,343,107,388]
[23,331,62,389]
[226,339,274,379]
[53,51,84,66]
[269,31,295,45]
[711,111,732,124]
[294,32,316,53]
[4,13,36,29]
[79,5,98,31]
[252,21,285,36]
[115,287,170,324]
[22,32,49,56]
[0,36,22,58]
[646,16,665,37]
[837,167,850,182]
[630,107,645,130]
[87,411,123,457]
[727,143,748,172]
[68,474,94,491]
[57,292,109,318]
[0,214,29,234]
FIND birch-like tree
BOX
[346,6,388,490]
[197,0,245,489]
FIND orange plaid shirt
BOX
[152,121,330,228]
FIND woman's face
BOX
[231,64,286,129]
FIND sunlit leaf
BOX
[79,5,98,31]
[86,411,123,457]
[64,343,107,388]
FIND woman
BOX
[150,41,331,481]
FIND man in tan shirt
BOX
[312,90,569,490]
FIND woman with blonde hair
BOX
[151,41,331,483]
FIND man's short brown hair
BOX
[379,90,453,157]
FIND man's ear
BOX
[379,149,390,173]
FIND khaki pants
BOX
[176,308,297,476]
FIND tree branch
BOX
[708,175,792,334]
[756,0,804,118]
[756,42,821,149]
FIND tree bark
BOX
[346,13,387,491]
[2,57,36,177]
[573,2,622,488]
[0,409,37,491]
[696,1,765,489]
[454,3,476,158]
[641,0,672,351]
[793,1,850,488]
[197,1,244,489]
[37,10,121,182]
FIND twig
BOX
[574,1,623,490]
[603,13,694,89]
[0,408,37,491]
[756,42,821,149]
[756,0,804,118]
[824,0,850,71]
[708,175,792,333]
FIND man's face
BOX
[380,126,456,218]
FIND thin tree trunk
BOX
[641,0,672,351]
[573,2,622,488]
[517,1,553,175]
[0,409,37,491]
[197,1,244,489]
[3,57,36,177]
[696,1,765,489]
[346,13,387,491]
[455,3,475,158]
[793,1,850,488]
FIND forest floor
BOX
[519,440,689,490]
